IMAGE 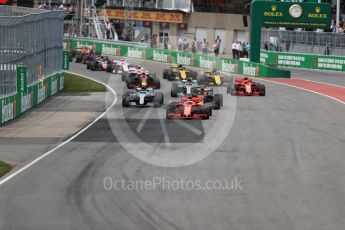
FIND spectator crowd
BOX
[176,36,249,59]
[38,2,75,15]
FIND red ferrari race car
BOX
[227,77,265,96]
[166,96,212,120]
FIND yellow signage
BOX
[264,5,284,17]
[102,9,183,23]
[308,7,327,18]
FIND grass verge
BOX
[0,161,11,178]
[63,72,106,93]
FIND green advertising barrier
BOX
[146,48,174,63]
[62,51,70,70]
[261,50,345,72]
[64,37,291,78]
[0,94,17,124]
[1,72,64,125]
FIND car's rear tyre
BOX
[122,97,129,107]
[154,92,163,108]
[191,71,198,80]
[200,106,210,120]
[166,103,177,119]
[154,79,161,89]
[213,94,222,110]
[121,73,126,81]
[168,74,174,81]
[171,83,178,97]
[90,62,97,71]
[106,65,112,73]
[163,69,169,79]
[258,84,266,96]
[75,55,82,63]
[226,85,231,94]
[229,84,236,96]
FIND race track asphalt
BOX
[0,61,344,230]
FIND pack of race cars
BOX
[71,47,266,120]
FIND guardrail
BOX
[64,37,290,79]
[261,29,345,56]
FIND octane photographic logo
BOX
[105,59,237,168]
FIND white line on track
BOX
[254,77,345,106]
[174,120,203,136]
[0,71,118,187]
[136,107,153,133]
[292,78,345,89]
[159,112,171,146]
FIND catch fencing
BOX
[0,6,66,125]
[0,5,65,95]
[261,29,345,56]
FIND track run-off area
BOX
[0,59,345,230]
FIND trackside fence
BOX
[0,6,66,125]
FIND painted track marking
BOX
[255,78,345,106]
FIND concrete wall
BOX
[185,12,250,54]
[140,12,250,53]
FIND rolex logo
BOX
[271,5,277,12]
[315,7,321,13]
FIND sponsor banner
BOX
[59,75,64,91]
[127,47,145,59]
[1,95,16,124]
[217,58,239,73]
[74,40,94,50]
[197,55,215,69]
[16,66,28,94]
[147,49,171,63]
[242,62,260,77]
[277,54,307,67]
[21,92,33,114]
[317,57,345,71]
[260,52,269,64]
[260,50,345,71]
[62,51,70,70]
[1,72,64,125]
[176,53,192,66]
[101,44,122,56]
[37,84,47,105]
[103,9,183,23]
[51,79,58,96]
